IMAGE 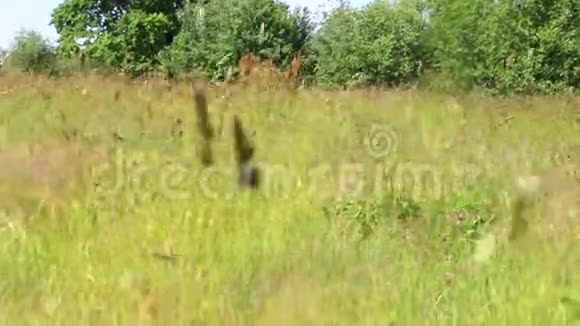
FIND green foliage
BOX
[4,30,57,74]
[427,0,580,94]
[324,198,386,241]
[160,0,314,80]
[50,0,184,75]
[325,196,425,242]
[445,191,494,240]
[312,0,429,87]
[14,0,575,92]
[1,74,580,323]
[325,192,495,245]
[393,197,422,222]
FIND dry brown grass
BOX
[0,139,111,218]
[235,53,302,93]
[520,168,580,240]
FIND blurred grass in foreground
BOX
[0,73,578,324]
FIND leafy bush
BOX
[311,0,429,87]
[427,0,580,94]
[159,0,313,80]
[4,30,57,74]
[51,0,184,76]
[4,0,574,93]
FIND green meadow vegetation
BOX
[0,0,579,324]
[0,73,578,325]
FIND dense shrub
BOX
[159,0,314,80]
[311,0,429,87]
[427,0,580,94]
[51,0,184,76]
[3,30,57,74]
[1,0,571,93]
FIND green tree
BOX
[427,0,580,94]
[159,0,314,80]
[4,30,57,74]
[51,0,184,75]
[312,0,429,87]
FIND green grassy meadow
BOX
[0,73,579,325]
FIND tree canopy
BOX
[50,0,184,74]
[2,0,576,94]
